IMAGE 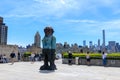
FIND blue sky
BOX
[1,0,120,47]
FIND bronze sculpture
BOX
[40,26,57,70]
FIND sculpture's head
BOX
[44,26,54,36]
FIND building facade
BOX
[27,31,42,54]
[0,17,8,45]
[0,45,18,61]
[83,40,86,47]
[102,30,105,51]
[108,41,116,53]
[97,39,101,50]
[34,31,41,48]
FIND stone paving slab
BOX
[0,60,120,80]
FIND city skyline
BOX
[1,0,120,47]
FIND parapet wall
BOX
[62,58,120,67]
[0,45,18,61]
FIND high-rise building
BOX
[0,16,3,24]
[98,39,100,50]
[102,30,105,51]
[115,43,120,52]
[108,41,116,53]
[83,40,86,47]
[0,16,8,45]
[89,41,93,51]
[34,31,41,47]
[89,41,93,48]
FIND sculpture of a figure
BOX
[40,26,57,70]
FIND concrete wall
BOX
[62,58,120,67]
[0,45,18,61]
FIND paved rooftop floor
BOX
[0,59,120,80]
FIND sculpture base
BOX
[40,65,57,70]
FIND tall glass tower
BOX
[102,30,105,51]
[0,17,8,45]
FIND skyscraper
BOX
[34,31,41,47]
[89,41,93,48]
[108,41,116,53]
[0,17,8,45]
[102,30,105,50]
[83,40,86,47]
[98,39,100,50]
[0,16,3,24]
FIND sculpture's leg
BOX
[48,49,57,70]
[40,49,49,70]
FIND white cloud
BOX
[1,0,120,19]
[60,0,66,4]
[100,20,120,30]
[1,0,79,18]
[1,1,120,33]
[1,0,120,46]
[65,19,98,23]
[63,19,120,40]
